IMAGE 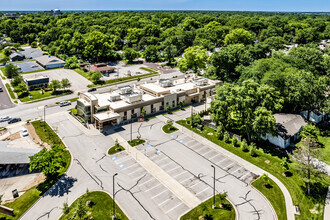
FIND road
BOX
[0,78,15,110]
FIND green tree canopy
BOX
[224,28,253,45]
[177,46,207,74]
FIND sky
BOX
[1,0,330,12]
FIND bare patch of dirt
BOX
[22,173,46,191]
[1,132,20,141]
[26,123,50,149]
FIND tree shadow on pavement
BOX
[41,174,77,197]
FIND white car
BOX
[59,101,71,107]
[0,116,11,122]
[21,129,28,137]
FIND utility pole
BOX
[190,105,193,128]
[43,105,47,131]
[130,119,132,142]
[112,173,118,220]
[211,165,216,209]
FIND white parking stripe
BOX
[151,189,168,199]
[180,177,192,184]
[160,161,174,169]
[167,166,181,173]
[145,183,161,192]
[127,167,144,176]
[209,154,219,161]
[122,163,139,170]
[173,171,188,178]
[196,187,211,196]
[114,156,132,164]
[165,202,184,214]
[156,157,170,164]
[190,181,202,189]
[216,157,227,165]
[239,172,251,180]
[224,162,235,170]
[140,178,155,187]
[230,167,242,175]
[158,197,171,206]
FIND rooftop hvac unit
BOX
[159,79,173,87]
[109,94,120,102]
[118,85,133,94]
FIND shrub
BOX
[31,42,37,48]
[223,131,230,143]
[250,142,257,157]
[241,139,249,152]
[232,135,239,147]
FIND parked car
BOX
[0,87,3,92]
[31,65,38,68]
[21,129,28,136]
[87,88,97,92]
[0,116,11,122]
[59,101,71,107]
[8,118,21,124]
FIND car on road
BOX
[0,87,3,92]
[87,88,97,92]
[8,118,21,124]
[0,116,11,122]
[59,101,71,107]
[21,129,28,136]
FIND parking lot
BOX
[102,151,190,220]
[20,47,44,59]
[23,69,92,93]
[16,61,43,73]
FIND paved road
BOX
[0,78,15,110]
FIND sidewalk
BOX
[325,187,330,220]
[110,132,202,209]
[157,115,295,220]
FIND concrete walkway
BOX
[111,133,202,209]
[325,187,330,220]
[157,115,295,220]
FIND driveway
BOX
[0,78,15,110]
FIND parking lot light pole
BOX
[211,165,216,209]
[112,173,118,220]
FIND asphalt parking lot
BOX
[16,61,42,73]
[20,47,44,59]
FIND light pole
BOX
[211,165,216,209]
[190,105,193,128]
[43,105,47,131]
[112,173,118,220]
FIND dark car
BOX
[87,88,97,92]
[8,118,21,124]
[0,87,3,92]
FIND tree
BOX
[293,137,323,195]
[223,131,230,143]
[123,47,138,63]
[49,80,62,92]
[11,76,24,87]
[64,56,80,69]
[61,78,71,90]
[15,83,28,94]
[300,124,320,141]
[4,48,11,57]
[166,120,174,130]
[4,63,19,78]
[30,42,37,48]
[241,139,249,152]
[178,101,184,110]
[84,31,113,62]
[281,157,290,174]
[224,28,253,45]
[232,135,239,147]
[0,56,10,65]
[216,123,225,140]
[62,201,69,215]
[166,104,171,113]
[252,107,276,140]
[218,192,228,208]
[140,108,146,118]
[264,36,287,51]
[29,145,66,180]
[90,71,103,83]
[13,43,21,50]
[177,46,207,74]
[75,199,86,219]
[261,173,270,187]
[162,38,178,64]
[250,142,257,157]
[143,45,159,62]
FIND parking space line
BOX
[208,154,219,161]
[179,177,192,184]
[216,157,227,165]
[155,156,170,164]
[230,167,242,175]
[165,202,184,214]
[224,162,235,170]
[159,161,175,169]
[190,181,201,189]
[145,183,161,192]
[167,166,181,173]
[115,156,132,164]
[151,189,168,199]
[239,172,251,180]
[196,187,210,196]
[122,163,139,170]
[158,197,172,206]
[139,178,155,187]
[173,171,188,178]
[201,149,213,157]
[127,167,144,176]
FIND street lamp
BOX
[112,173,118,220]
[211,165,216,209]
[43,105,48,131]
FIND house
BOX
[301,109,325,123]
[77,75,220,131]
[35,55,65,69]
[85,63,115,75]
[9,53,24,62]
[261,114,307,149]
[24,76,49,89]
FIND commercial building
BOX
[35,55,65,69]
[85,63,115,75]
[77,75,220,131]
[24,76,49,89]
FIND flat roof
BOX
[77,98,91,106]
[83,92,98,101]
[140,83,169,94]
[94,112,120,121]
[0,141,40,164]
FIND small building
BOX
[85,63,115,75]
[24,76,49,89]
[9,53,24,62]
[35,55,65,69]
[261,114,307,149]
[301,109,325,124]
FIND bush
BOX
[241,139,249,152]
[223,131,230,143]
[31,42,37,48]
[250,142,257,157]
[232,135,239,147]
[71,109,77,115]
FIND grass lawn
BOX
[128,139,145,147]
[108,144,125,155]
[5,83,16,99]
[318,135,330,165]
[252,177,287,220]
[18,90,72,102]
[181,194,235,220]
[59,191,128,220]
[177,120,330,220]
[55,97,79,104]
[74,68,89,78]
[0,121,71,220]
[162,124,178,133]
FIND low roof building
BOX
[85,63,116,73]
[0,141,40,164]
[9,52,24,61]
[35,55,65,69]
[24,76,49,89]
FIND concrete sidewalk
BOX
[157,114,295,220]
[111,132,202,209]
